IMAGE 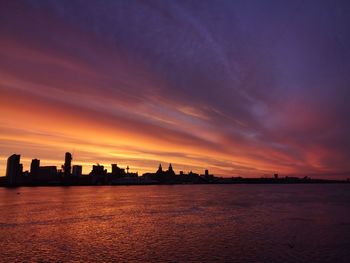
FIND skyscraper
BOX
[6,154,22,186]
[30,159,40,176]
[64,152,72,176]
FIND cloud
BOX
[0,0,350,178]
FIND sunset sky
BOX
[1,0,350,178]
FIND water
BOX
[0,185,349,262]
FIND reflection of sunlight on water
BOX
[0,185,350,262]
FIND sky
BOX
[1,0,350,178]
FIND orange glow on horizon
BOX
[1,15,349,180]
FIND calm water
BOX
[0,185,350,262]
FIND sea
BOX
[0,184,349,262]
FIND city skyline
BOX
[5,152,202,177]
[3,151,219,186]
[1,1,350,179]
[4,151,346,187]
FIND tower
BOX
[168,163,173,172]
[30,159,40,176]
[6,154,21,186]
[64,152,72,176]
[157,164,163,174]
[167,163,175,176]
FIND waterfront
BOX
[0,185,350,262]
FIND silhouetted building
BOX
[202,169,214,181]
[202,169,214,178]
[30,159,40,176]
[167,163,175,176]
[6,154,22,186]
[90,164,107,184]
[155,163,176,177]
[90,164,106,176]
[63,152,72,176]
[111,164,125,177]
[72,165,82,176]
[274,173,279,179]
[157,164,163,174]
[126,169,138,178]
[188,171,199,177]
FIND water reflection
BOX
[0,185,350,262]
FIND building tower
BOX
[157,164,163,174]
[30,159,40,176]
[167,163,175,176]
[64,152,72,176]
[6,154,22,186]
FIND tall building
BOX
[6,154,22,186]
[30,159,40,176]
[64,152,72,176]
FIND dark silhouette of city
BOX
[1,153,348,187]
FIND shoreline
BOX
[1,180,349,188]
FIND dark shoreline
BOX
[0,177,348,187]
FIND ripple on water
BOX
[0,185,349,262]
